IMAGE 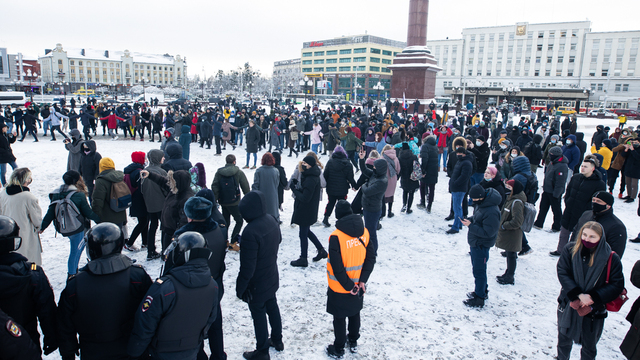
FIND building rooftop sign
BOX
[303,35,406,49]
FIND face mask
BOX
[84,150,91,155]
[592,203,608,213]
[581,239,598,249]
[551,140,557,144]
[635,144,640,149]
[484,176,492,181]
[476,141,482,146]
[457,154,464,160]
[623,132,629,136]
[500,145,507,150]
[511,153,517,158]
[566,140,572,145]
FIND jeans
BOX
[363,210,381,254]
[299,226,323,258]
[43,120,51,134]
[6,122,13,133]
[438,148,447,168]
[333,313,361,352]
[469,245,490,299]
[246,152,257,167]
[311,143,320,154]
[556,315,604,360]
[0,161,18,186]
[248,296,283,352]
[67,231,86,275]
[451,192,465,231]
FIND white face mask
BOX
[511,153,517,158]
[566,140,573,145]
[476,141,482,146]
[500,145,507,150]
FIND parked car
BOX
[557,106,577,115]
[589,108,616,118]
[613,109,640,119]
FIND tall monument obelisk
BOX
[389,0,441,113]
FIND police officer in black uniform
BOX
[57,222,153,360]
[173,196,227,360]
[0,307,41,360]
[128,231,219,360]
[0,215,58,357]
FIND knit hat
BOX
[131,151,146,165]
[500,139,511,148]
[506,179,523,194]
[184,196,213,221]
[477,135,486,143]
[402,142,410,150]
[594,191,614,206]
[468,184,486,200]
[551,134,560,141]
[335,200,353,219]
[63,170,81,185]
[302,155,316,168]
[99,158,115,173]
[603,139,612,148]
[549,146,563,158]
[334,145,348,157]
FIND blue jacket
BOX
[212,115,223,137]
[562,134,581,170]
[178,125,191,160]
[467,187,502,248]
[511,155,532,188]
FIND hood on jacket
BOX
[576,132,585,142]
[0,253,31,298]
[239,190,267,222]
[425,136,437,146]
[97,169,124,183]
[533,134,543,144]
[566,134,577,146]
[181,124,191,134]
[147,149,164,166]
[592,153,604,168]
[164,127,175,140]
[166,142,184,159]
[166,258,213,288]
[335,213,366,238]
[196,188,217,206]
[452,136,467,150]
[167,170,192,195]
[82,139,97,156]
[477,187,502,208]
[302,164,322,179]
[124,162,144,175]
[373,159,388,178]
[69,129,82,142]
[331,150,348,160]
[512,156,532,175]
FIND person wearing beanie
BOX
[461,185,501,308]
[543,134,562,168]
[92,158,127,229]
[290,155,327,267]
[398,139,419,214]
[446,138,473,234]
[467,134,490,201]
[495,179,526,285]
[323,145,357,226]
[325,199,376,358]
[40,170,101,276]
[123,152,150,253]
[523,134,544,174]
[534,146,569,232]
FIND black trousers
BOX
[534,192,562,231]
[198,303,226,360]
[161,229,175,252]
[333,313,361,351]
[347,150,359,170]
[199,135,211,148]
[50,125,68,140]
[607,168,619,192]
[215,135,222,154]
[20,128,38,141]
[127,215,148,248]
[419,182,435,205]
[147,212,160,255]
[556,315,604,360]
[402,190,415,210]
[325,194,347,219]
[222,205,243,242]
[248,296,282,352]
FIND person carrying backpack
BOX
[92,158,129,235]
[40,170,100,276]
[508,156,537,255]
[212,155,250,250]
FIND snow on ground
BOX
[9,114,640,359]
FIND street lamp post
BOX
[583,88,592,115]
[299,76,313,107]
[502,84,521,105]
[452,87,463,103]
[248,81,254,97]
[372,81,384,102]
[467,77,487,108]
[353,82,362,103]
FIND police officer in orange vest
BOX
[326,200,376,359]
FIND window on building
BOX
[567,72,573,77]
[339,58,351,63]
[326,67,337,72]
[325,50,337,56]
[538,31,544,38]
[302,60,312,65]
[536,57,541,63]
[313,67,324,72]
[382,50,392,56]
[548,44,553,50]
[354,66,365,71]
[556,71,562,76]
[302,52,312,57]
[547,56,552,63]
[623,84,629,91]
[370,57,380,63]
[569,56,575,63]
[302,67,312,72]
[545,70,551,76]
[339,66,350,72]
[560,30,567,37]
[354,48,367,54]
[558,57,563,63]
[70,60,74,65]
[353,57,365,63]
[615,84,621,92]
[598,84,604,91]
[314,51,324,56]
[314,59,324,64]
[78,61,83,66]
[70,69,75,74]
[135,65,138,69]
[340,49,352,55]
[381,68,391,73]
[370,66,380,72]
[534,71,539,76]
[549,31,555,38]
[589,70,596,76]
[382,59,392,64]
[326,59,337,64]
[537,44,543,51]
[469,46,474,54]
[602,70,608,76]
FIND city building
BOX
[38,43,187,93]
[0,49,41,92]
[272,58,302,94]
[299,34,406,101]
[428,21,640,110]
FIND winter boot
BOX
[416,202,426,209]
[322,216,331,227]
[426,202,432,213]
[401,204,407,213]
[326,345,345,359]
[497,255,517,285]
[463,294,485,308]
[242,349,269,360]
[312,249,328,262]
[290,257,308,267]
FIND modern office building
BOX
[272,58,302,94]
[299,34,406,100]
[428,21,640,110]
[38,43,187,93]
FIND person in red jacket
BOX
[99,111,125,140]
[434,125,453,171]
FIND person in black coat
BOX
[236,191,284,360]
[524,134,544,173]
[0,124,18,186]
[322,146,357,225]
[447,144,474,234]
[162,142,193,172]
[398,143,419,213]
[479,166,506,208]
[244,120,261,168]
[0,219,58,357]
[0,307,41,359]
[78,140,101,201]
[591,125,607,150]
[124,152,149,251]
[467,135,490,197]
[534,146,568,232]
[357,151,388,253]
[569,191,627,258]
[325,201,376,357]
[272,152,287,210]
[556,221,624,360]
[173,197,227,360]
[418,136,439,212]
[551,158,606,256]
[621,138,640,203]
[290,156,327,267]
[574,132,588,173]
[58,224,152,360]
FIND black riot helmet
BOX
[0,215,21,253]
[164,231,211,267]
[85,222,124,261]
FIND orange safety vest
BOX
[326,228,370,294]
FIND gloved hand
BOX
[43,337,59,355]
[291,178,298,186]
[241,289,253,303]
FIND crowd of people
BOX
[0,95,640,359]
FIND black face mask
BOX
[592,203,608,213]
[457,154,464,160]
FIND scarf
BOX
[383,153,397,178]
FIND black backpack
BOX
[218,174,240,205]
[524,173,539,204]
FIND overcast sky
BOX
[1,0,638,80]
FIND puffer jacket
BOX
[360,159,388,212]
[324,151,356,197]
[561,170,606,231]
[543,156,569,198]
[141,149,168,213]
[162,143,193,172]
[467,187,502,248]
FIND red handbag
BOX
[605,251,629,312]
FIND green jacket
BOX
[92,169,127,224]
[495,191,526,252]
[340,132,363,152]
[211,164,250,207]
[41,185,101,235]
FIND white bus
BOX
[0,92,27,106]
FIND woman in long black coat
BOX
[290,156,327,267]
[418,136,439,212]
[398,143,419,214]
[244,120,261,169]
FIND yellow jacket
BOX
[591,145,612,170]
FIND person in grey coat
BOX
[252,152,281,223]
[140,149,168,260]
[64,129,85,172]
